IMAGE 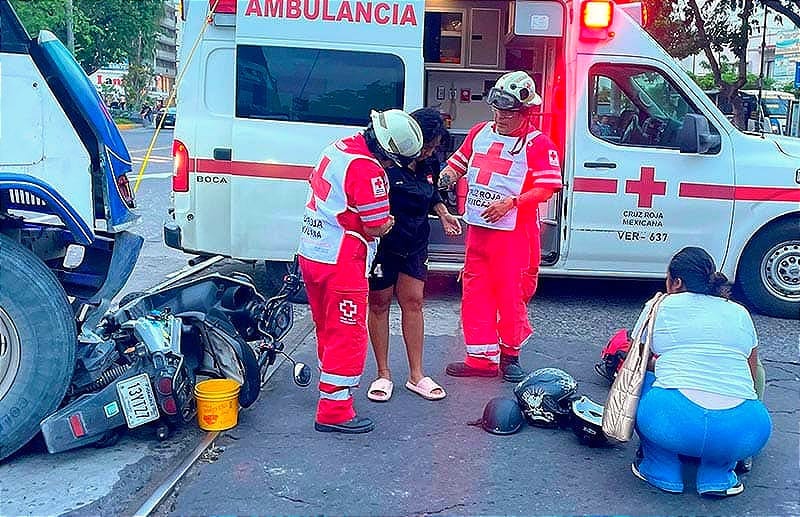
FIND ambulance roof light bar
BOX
[580,1,614,41]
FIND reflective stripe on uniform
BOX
[361,212,389,222]
[320,371,361,387]
[356,199,390,212]
[319,388,351,401]
[465,343,500,355]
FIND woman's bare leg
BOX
[368,286,394,382]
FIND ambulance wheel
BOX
[0,234,76,462]
[737,219,800,319]
[264,260,308,304]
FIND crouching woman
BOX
[632,247,772,497]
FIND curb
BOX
[116,123,141,130]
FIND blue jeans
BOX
[635,372,772,494]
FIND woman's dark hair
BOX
[668,246,731,298]
[411,108,449,148]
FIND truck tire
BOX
[0,234,76,461]
[737,219,800,319]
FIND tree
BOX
[761,0,800,28]
[642,0,762,129]
[12,0,163,74]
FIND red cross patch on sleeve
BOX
[548,150,560,167]
[371,176,387,197]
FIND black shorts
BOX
[369,248,428,291]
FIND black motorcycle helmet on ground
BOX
[570,395,608,447]
[471,397,525,435]
[514,368,578,427]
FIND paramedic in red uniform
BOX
[439,71,563,382]
[298,109,424,434]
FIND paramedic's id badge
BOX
[371,176,387,197]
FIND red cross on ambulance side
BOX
[626,166,666,208]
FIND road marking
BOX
[132,156,172,164]
[130,146,171,154]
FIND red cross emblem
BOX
[548,150,559,167]
[307,156,332,209]
[339,299,357,318]
[473,143,514,185]
[625,166,666,208]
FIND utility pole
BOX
[64,0,75,54]
[757,5,768,132]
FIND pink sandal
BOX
[367,378,394,402]
[405,377,446,401]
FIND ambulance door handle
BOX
[214,148,232,161]
[583,161,617,169]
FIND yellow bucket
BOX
[194,379,241,431]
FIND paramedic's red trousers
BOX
[461,224,534,370]
[298,239,369,425]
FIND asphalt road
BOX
[1,127,798,516]
[158,272,798,517]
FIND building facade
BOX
[746,9,799,88]
[152,0,179,99]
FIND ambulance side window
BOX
[235,45,405,126]
[588,64,718,150]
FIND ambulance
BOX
[165,0,800,319]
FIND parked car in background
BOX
[156,106,176,128]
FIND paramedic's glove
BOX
[481,197,514,224]
[438,170,458,190]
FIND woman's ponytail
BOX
[668,247,731,298]
[709,271,732,299]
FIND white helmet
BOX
[486,71,543,110]
[369,109,424,163]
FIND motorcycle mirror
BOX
[293,362,312,387]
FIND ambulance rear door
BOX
[566,53,735,274]
[229,0,425,261]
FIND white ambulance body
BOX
[166,0,800,318]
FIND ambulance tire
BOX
[0,234,76,462]
[263,260,308,304]
[737,218,800,319]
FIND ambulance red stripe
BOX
[194,158,313,180]
[679,183,800,202]
[573,177,618,193]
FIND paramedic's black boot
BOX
[500,354,527,383]
[314,416,374,434]
[445,362,499,378]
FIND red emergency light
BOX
[580,1,614,41]
[582,1,613,29]
[173,139,190,193]
[210,0,236,14]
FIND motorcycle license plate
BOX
[116,373,160,428]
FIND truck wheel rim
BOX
[0,306,22,400]
[761,240,800,303]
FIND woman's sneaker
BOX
[702,483,745,498]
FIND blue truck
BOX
[0,0,307,461]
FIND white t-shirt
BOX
[649,292,758,401]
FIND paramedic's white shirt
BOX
[651,292,758,403]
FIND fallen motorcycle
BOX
[39,271,311,454]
